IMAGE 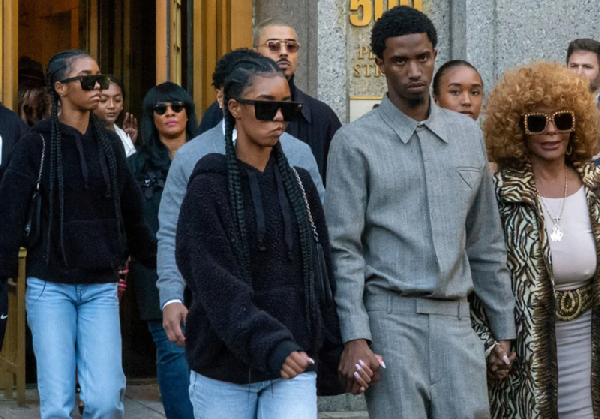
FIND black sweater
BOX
[0,119,156,284]
[176,152,337,384]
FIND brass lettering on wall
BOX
[349,0,423,27]
[353,45,383,78]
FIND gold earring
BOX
[566,143,573,156]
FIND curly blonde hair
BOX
[485,61,599,170]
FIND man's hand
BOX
[162,302,188,346]
[280,351,314,379]
[488,340,516,380]
[339,339,383,394]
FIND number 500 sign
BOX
[350,0,423,26]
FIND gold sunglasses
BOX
[523,111,576,135]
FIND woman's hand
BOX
[280,351,314,379]
[123,113,138,144]
[487,340,516,380]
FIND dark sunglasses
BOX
[524,111,576,135]
[260,39,300,54]
[236,99,303,122]
[60,75,110,90]
[153,102,186,115]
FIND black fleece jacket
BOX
[0,118,156,283]
[176,152,337,384]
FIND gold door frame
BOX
[1,0,18,109]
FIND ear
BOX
[54,80,68,98]
[375,57,385,76]
[433,48,438,60]
[433,95,439,105]
[228,99,243,119]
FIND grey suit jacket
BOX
[325,95,516,344]
[156,124,325,307]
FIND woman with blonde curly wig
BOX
[471,61,600,418]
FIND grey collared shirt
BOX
[325,95,516,343]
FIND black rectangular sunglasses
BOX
[236,99,303,122]
[59,74,111,90]
[153,102,186,115]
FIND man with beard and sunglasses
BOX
[253,18,341,182]
[156,49,324,354]
[324,7,516,418]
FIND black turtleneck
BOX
[0,118,156,284]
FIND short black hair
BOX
[212,48,263,89]
[432,60,482,97]
[567,38,600,67]
[371,6,437,59]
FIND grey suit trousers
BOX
[364,291,490,419]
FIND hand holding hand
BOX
[339,339,384,394]
[488,340,516,380]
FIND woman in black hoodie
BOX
[176,56,350,418]
[0,50,155,418]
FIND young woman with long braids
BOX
[0,50,156,418]
[175,56,346,418]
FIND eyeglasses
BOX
[523,111,576,135]
[153,102,186,115]
[60,75,110,90]
[260,39,300,54]
[236,99,303,122]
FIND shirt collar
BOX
[289,80,312,123]
[377,94,449,144]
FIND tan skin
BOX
[54,56,103,133]
[568,51,600,95]
[433,66,484,120]
[152,103,188,159]
[94,82,139,143]
[255,26,299,79]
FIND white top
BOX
[541,186,597,290]
[115,124,136,157]
[0,134,3,163]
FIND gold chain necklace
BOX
[538,166,568,242]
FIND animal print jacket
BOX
[471,162,600,419]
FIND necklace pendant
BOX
[551,225,564,242]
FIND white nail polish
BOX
[359,359,367,367]
[306,357,315,364]
[380,360,386,369]
[354,371,361,380]
[502,355,510,365]
[355,363,361,371]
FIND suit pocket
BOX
[457,166,482,189]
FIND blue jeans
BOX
[189,371,318,419]
[26,277,126,419]
[147,321,194,419]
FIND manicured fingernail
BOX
[360,387,365,393]
[502,355,510,365]
[354,372,361,380]
[359,359,367,367]
[355,363,361,371]
[306,357,315,364]
[379,360,386,369]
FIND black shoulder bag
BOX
[23,134,45,248]
[292,167,345,396]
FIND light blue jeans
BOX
[26,277,126,419]
[189,371,318,419]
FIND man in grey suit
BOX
[325,6,516,418]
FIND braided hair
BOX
[45,50,124,264]
[222,56,319,340]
